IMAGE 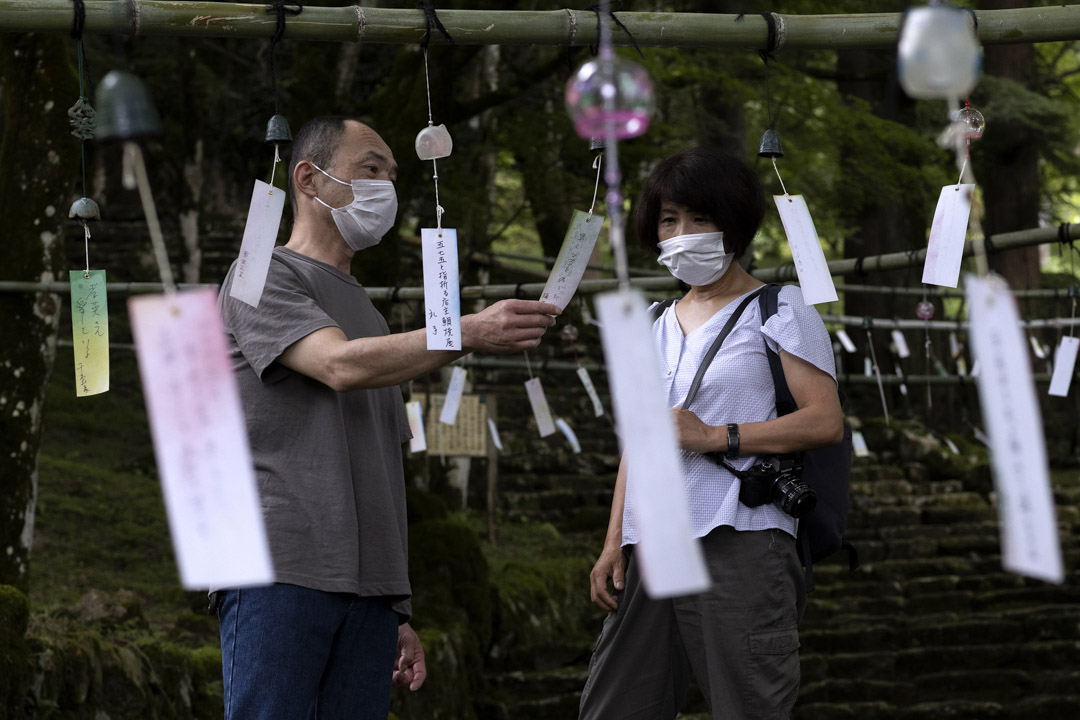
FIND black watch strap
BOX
[726,423,740,458]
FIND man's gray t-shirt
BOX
[219,246,412,615]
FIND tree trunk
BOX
[978,0,1041,290]
[0,34,77,591]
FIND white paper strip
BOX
[836,329,857,354]
[1029,335,1047,360]
[229,180,286,308]
[487,418,503,451]
[943,437,960,455]
[540,209,605,310]
[129,288,273,589]
[922,184,974,288]
[773,195,838,305]
[895,362,908,396]
[966,274,1063,583]
[891,330,911,359]
[525,377,557,437]
[949,332,962,358]
[554,418,582,454]
[1048,336,1080,397]
[439,366,467,425]
[406,400,427,453]
[577,366,605,417]
[851,430,870,458]
[864,356,873,377]
[422,227,461,350]
[595,289,710,598]
[957,357,968,376]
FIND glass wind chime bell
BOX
[565,55,655,141]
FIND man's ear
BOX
[293,161,320,202]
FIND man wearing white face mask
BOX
[580,147,843,719]
[215,116,561,720]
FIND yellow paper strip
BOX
[70,269,109,396]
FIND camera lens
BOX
[774,477,816,518]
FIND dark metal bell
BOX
[94,70,162,141]
[265,114,293,144]
[68,197,101,222]
[757,128,784,159]
[589,138,605,152]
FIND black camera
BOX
[735,455,816,519]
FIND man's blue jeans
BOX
[218,583,399,720]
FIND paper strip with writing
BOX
[422,228,461,350]
[406,400,427,453]
[1048,336,1080,397]
[440,366,467,425]
[965,274,1063,583]
[576,366,605,417]
[524,377,556,437]
[540,210,605,310]
[229,180,286,308]
[70,270,110,396]
[773,195,838,305]
[595,289,710,598]
[922,184,974,288]
[128,288,273,589]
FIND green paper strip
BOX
[70,269,109,396]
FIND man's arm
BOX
[279,299,560,391]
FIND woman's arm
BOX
[589,456,628,611]
[671,349,844,456]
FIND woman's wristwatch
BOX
[725,423,739,458]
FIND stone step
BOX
[496,472,615,494]
[793,701,898,720]
[500,488,613,514]
[798,677,915,705]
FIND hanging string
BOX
[772,157,788,196]
[417,0,455,49]
[584,1,645,60]
[864,320,890,425]
[421,48,445,232]
[523,351,534,379]
[264,1,302,117]
[588,151,603,216]
[70,0,97,276]
[124,144,178,298]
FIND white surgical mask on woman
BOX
[311,163,398,251]
[656,231,734,286]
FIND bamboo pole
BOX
[3,224,1074,298]
[754,224,1079,284]
[1,1,1079,49]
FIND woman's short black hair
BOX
[634,147,765,259]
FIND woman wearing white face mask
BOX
[580,147,844,720]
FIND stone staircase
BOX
[476,386,1080,719]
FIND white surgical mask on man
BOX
[656,231,734,286]
[311,163,398,251]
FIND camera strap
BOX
[680,285,768,412]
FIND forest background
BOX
[2,0,1080,714]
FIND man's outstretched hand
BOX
[461,299,561,354]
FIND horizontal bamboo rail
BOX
[2,223,1075,298]
[1,1,1079,49]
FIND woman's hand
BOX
[589,544,627,612]
[670,407,721,454]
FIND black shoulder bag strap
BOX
[681,286,767,410]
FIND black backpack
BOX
[650,284,858,590]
